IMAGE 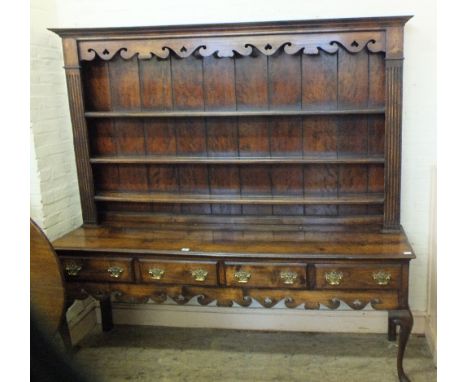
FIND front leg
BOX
[389,309,414,382]
[58,319,74,354]
[99,295,114,332]
[388,311,397,341]
[58,298,76,354]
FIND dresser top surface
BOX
[52,225,415,260]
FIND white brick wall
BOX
[30,0,94,332]
[30,0,82,240]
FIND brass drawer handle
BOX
[148,268,165,280]
[373,271,392,286]
[325,271,343,286]
[234,270,251,283]
[65,262,82,276]
[191,269,208,282]
[280,271,298,285]
[107,266,124,278]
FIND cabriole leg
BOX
[389,309,414,382]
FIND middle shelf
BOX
[94,192,385,205]
[90,155,385,165]
[84,108,385,119]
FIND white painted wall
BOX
[425,166,437,363]
[30,0,82,240]
[32,0,436,333]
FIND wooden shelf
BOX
[85,108,385,119]
[90,155,385,165]
[94,192,384,205]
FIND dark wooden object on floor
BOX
[30,219,70,347]
[50,16,415,381]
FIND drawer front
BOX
[139,259,218,286]
[315,264,401,289]
[60,257,133,283]
[225,262,307,289]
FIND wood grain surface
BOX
[30,220,66,335]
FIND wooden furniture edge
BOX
[49,16,413,37]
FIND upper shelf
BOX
[84,108,385,119]
[90,155,385,165]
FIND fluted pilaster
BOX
[383,59,403,230]
[65,67,97,224]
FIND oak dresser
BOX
[50,16,415,381]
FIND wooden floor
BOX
[69,325,436,382]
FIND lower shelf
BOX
[94,192,385,205]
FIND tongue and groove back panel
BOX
[52,18,407,228]
[83,49,385,220]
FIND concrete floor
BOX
[71,325,436,382]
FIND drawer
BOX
[60,257,133,283]
[225,262,307,289]
[138,259,218,286]
[315,264,401,289]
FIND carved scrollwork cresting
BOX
[82,287,110,301]
[258,297,278,308]
[197,295,215,306]
[113,291,150,304]
[66,284,399,310]
[151,292,168,304]
[284,297,302,309]
[346,299,367,310]
[304,301,321,310]
[77,31,385,61]
[237,296,253,307]
[217,299,234,308]
[173,294,191,305]
[323,298,341,310]
[370,298,383,309]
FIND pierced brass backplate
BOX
[234,270,251,283]
[107,266,124,278]
[191,269,208,282]
[325,271,344,286]
[280,271,298,285]
[372,271,392,286]
[148,268,165,280]
[65,262,82,276]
